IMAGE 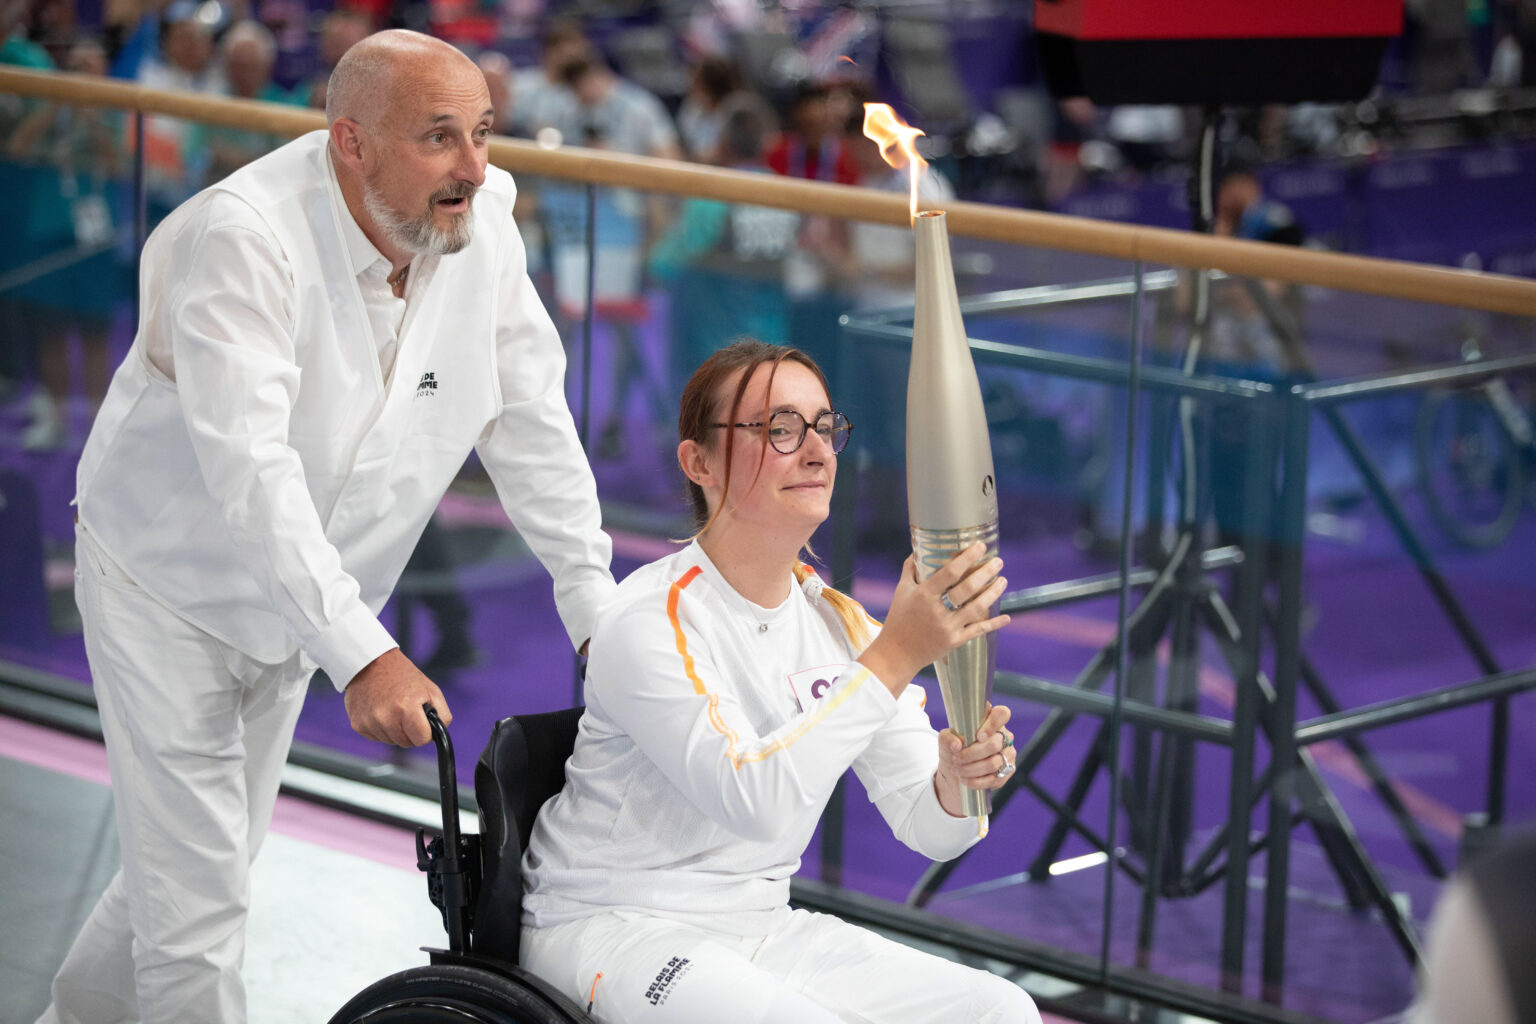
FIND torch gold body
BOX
[906,210,1000,821]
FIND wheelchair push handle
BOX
[419,702,476,953]
[424,703,461,849]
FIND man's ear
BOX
[329,118,367,173]
[677,438,717,490]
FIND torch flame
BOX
[862,102,928,223]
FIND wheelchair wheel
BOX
[329,964,588,1024]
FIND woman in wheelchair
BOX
[521,340,1041,1023]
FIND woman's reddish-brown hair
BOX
[677,338,872,647]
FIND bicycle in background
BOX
[1415,333,1536,549]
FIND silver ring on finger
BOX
[940,591,959,613]
[995,759,1015,780]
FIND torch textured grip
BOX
[912,521,999,820]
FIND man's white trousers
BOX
[38,525,310,1024]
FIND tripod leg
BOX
[1289,761,1425,966]
[1126,622,1162,854]
[1025,722,1110,878]
[1216,393,1274,989]
[1200,594,1373,910]
[1188,760,1277,892]
[1282,614,1450,879]
[1134,700,1187,968]
[1161,567,1205,893]
[1199,594,1426,967]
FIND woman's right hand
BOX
[856,542,1010,696]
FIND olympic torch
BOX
[864,106,1000,827]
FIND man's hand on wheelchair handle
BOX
[344,647,452,747]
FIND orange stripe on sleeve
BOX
[667,565,707,695]
[667,566,743,761]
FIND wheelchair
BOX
[328,705,596,1023]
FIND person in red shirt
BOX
[765,81,859,184]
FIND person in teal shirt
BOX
[191,20,301,186]
[650,95,802,394]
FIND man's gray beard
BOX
[363,182,474,256]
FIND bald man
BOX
[38,31,615,1024]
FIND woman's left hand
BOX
[934,703,1014,818]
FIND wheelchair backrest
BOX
[471,705,585,964]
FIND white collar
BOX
[325,146,392,278]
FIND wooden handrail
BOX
[4,64,1536,316]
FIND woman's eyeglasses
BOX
[707,411,854,455]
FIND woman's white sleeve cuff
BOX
[913,779,988,860]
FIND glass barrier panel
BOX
[1097,270,1536,1022]
[0,92,136,683]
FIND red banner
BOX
[1035,0,1402,41]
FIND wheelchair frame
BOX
[327,705,596,1024]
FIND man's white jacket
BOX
[75,130,614,687]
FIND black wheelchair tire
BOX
[328,964,588,1024]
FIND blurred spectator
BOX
[1407,0,1478,93]
[477,48,515,135]
[1201,165,1308,559]
[220,18,285,102]
[137,1,217,92]
[427,0,497,49]
[1,0,52,72]
[764,81,859,367]
[675,54,739,160]
[498,19,588,331]
[1488,23,1522,87]
[98,0,159,78]
[510,16,586,141]
[766,80,858,185]
[824,75,872,145]
[1,0,57,404]
[298,7,370,110]
[9,0,72,64]
[1487,3,1528,87]
[547,50,680,458]
[562,51,681,165]
[194,19,296,183]
[135,1,221,210]
[650,93,799,371]
[1214,168,1305,248]
[5,38,126,449]
[1043,95,1096,205]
